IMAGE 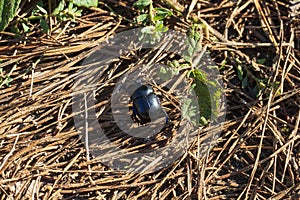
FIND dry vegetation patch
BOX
[0,0,299,199]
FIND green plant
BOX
[234,57,272,98]
[52,0,83,22]
[21,1,50,33]
[188,68,222,125]
[181,97,198,126]
[134,2,222,126]
[2,0,98,33]
[0,0,21,31]
[183,24,202,65]
[134,0,172,44]
[174,24,222,126]
[0,65,16,87]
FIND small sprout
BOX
[36,5,48,14]
[136,14,149,23]
[257,58,266,65]
[153,8,172,21]
[53,0,65,16]
[21,23,30,33]
[134,0,152,10]
[236,63,244,81]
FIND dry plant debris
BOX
[0,0,299,199]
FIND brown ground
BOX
[0,0,299,199]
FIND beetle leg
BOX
[161,109,169,124]
[132,106,139,122]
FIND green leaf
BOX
[40,19,49,33]
[183,25,202,64]
[73,0,98,8]
[187,25,201,43]
[190,69,211,123]
[257,58,266,64]
[5,76,12,87]
[242,76,248,88]
[36,4,47,14]
[74,9,82,17]
[189,69,222,125]
[181,98,198,126]
[10,25,20,35]
[200,116,208,125]
[153,7,172,21]
[252,84,260,97]
[32,1,44,16]
[237,64,243,80]
[156,66,173,81]
[0,0,21,31]
[68,1,74,10]
[171,60,179,68]
[154,21,168,32]
[52,0,65,15]
[134,0,152,10]
[141,25,154,34]
[21,23,30,33]
[183,54,192,63]
[187,45,194,57]
[136,14,148,23]
[188,37,197,48]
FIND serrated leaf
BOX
[134,0,151,10]
[73,0,98,8]
[187,45,194,57]
[184,26,202,64]
[0,0,21,31]
[157,66,173,81]
[188,37,197,48]
[181,98,198,126]
[183,54,192,63]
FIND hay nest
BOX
[0,0,300,199]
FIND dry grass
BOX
[0,0,299,199]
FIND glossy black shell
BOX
[131,85,162,121]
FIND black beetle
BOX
[131,85,168,124]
